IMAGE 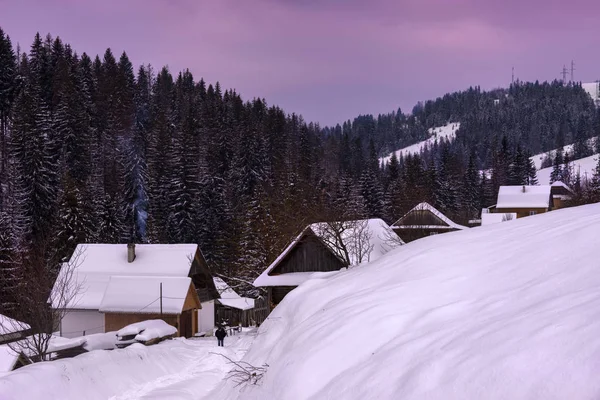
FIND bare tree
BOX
[216,353,269,387]
[1,245,84,363]
[315,219,374,266]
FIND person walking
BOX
[215,325,227,347]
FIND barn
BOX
[254,218,403,308]
[391,202,468,243]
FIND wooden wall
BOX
[271,233,346,275]
[494,207,549,218]
[392,227,457,243]
[268,286,297,307]
[396,210,448,227]
[104,313,179,335]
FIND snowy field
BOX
[210,203,600,400]
[536,153,599,185]
[380,122,460,165]
[0,331,255,400]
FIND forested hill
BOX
[0,28,599,303]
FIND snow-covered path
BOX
[111,333,255,400]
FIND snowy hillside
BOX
[215,203,600,400]
[536,153,599,185]
[380,122,460,165]
[582,82,600,104]
[529,138,597,170]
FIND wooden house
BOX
[390,202,468,243]
[213,277,256,327]
[53,243,219,338]
[495,185,553,218]
[254,219,403,308]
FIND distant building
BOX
[213,277,263,327]
[390,202,468,242]
[254,219,402,308]
[52,244,219,338]
[494,183,572,218]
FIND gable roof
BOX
[254,218,402,288]
[391,202,468,230]
[99,276,195,314]
[496,186,552,209]
[213,277,255,311]
[0,314,30,336]
[53,244,199,310]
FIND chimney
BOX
[127,243,136,263]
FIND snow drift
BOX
[219,203,600,400]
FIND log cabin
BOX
[213,277,256,327]
[254,219,403,309]
[390,202,468,243]
[52,243,219,338]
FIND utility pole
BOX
[160,282,163,316]
[570,60,575,82]
[561,65,569,83]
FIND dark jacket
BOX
[215,328,227,340]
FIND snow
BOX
[117,320,177,343]
[213,277,255,311]
[0,329,256,400]
[380,122,460,165]
[254,219,402,288]
[496,185,551,208]
[391,202,468,230]
[53,244,197,310]
[0,314,30,336]
[536,153,599,185]
[46,336,86,353]
[582,81,600,104]
[81,332,117,351]
[529,138,597,170]
[218,298,255,311]
[100,276,192,314]
[481,212,517,226]
[214,202,600,400]
[0,345,19,373]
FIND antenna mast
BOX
[512,66,515,84]
[570,60,575,82]
[561,65,569,83]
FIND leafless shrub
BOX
[215,353,269,387]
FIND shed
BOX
[214,277,256,327]
[391,202,468,243]
[0,314,31,345]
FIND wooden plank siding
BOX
[494,207,549,218]
[392,227,458,243]
[396,210,449,227]
[270,232,346,275]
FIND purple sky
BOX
[2,0,600,126]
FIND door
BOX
[180,310,193,338]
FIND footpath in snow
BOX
[0,329,256,400]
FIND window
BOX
[529,211,537,216]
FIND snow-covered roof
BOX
[0,345,19,372]
[99,276,193,314]
[254,219,402,288]
[213,277,255,311]
[391,202,469,230]
[496,186,552,209]
[481,213,517,226]
[0,314,30,336]
[54,244,198,310]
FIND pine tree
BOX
[550,148,564,184]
